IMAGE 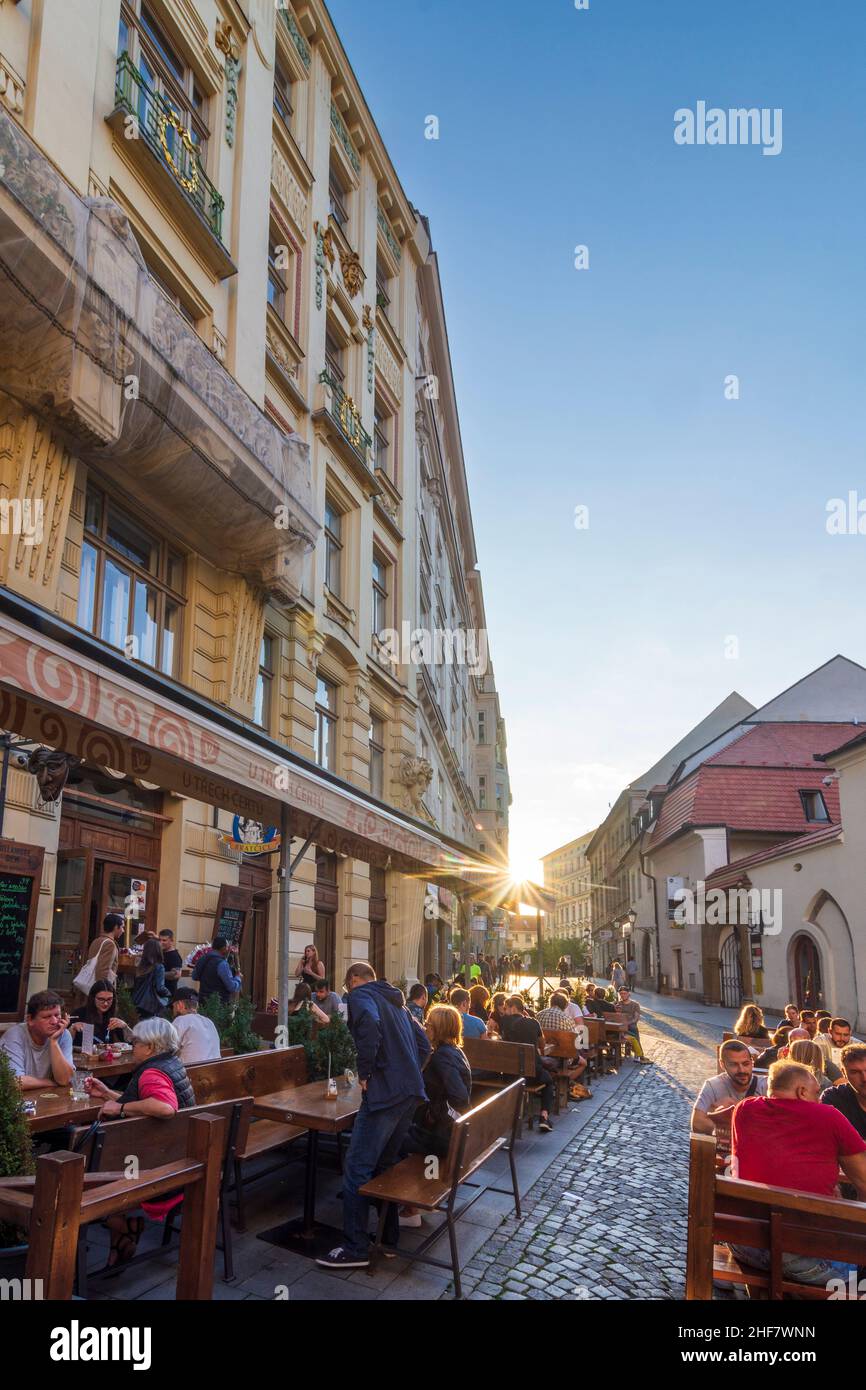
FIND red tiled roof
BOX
[705,824,844,889]
[705,722,863,768]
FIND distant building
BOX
[541,831,595,950]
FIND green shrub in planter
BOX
[0,1052,34,1248]
[199,994,266,1054]
[115,981,138,1027]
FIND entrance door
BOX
[48,852,92,994]
[239,863,272,1009]
[98,863,158,945]
[793,934,823,1009]
[719,931,744,1009]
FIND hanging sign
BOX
[220,814,281,855]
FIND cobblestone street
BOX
[457,1000,725,1301]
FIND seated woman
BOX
[733,1004,771,1041]
[287,981,331,1025]
[468,983,490,1024]
[84,1017,195,1268]
[788,1038,834,1092]
[485,991,508,1037]
[754,1025,792,1068]
[69,979,133,1048]
[397,1003,473,1229]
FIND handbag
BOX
[71,952,99,997]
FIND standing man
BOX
[83,913,125,986]
[0,990,75,1089]
[317,962,430,1271]
[192,936,242,1006]
[625,956,638,991]
[159,929,184,1000]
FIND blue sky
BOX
[326,0,866,877]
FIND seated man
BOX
[690,1040,766,1136]
[616,987,653,1065]
[0,989,74,1090]
[449,987,487,1038]
[171,988,221,1065]
[821,1042,866,1141]
[500,996,557,1132]
[754,1024,793,1068]
[729,1060,866,1285]
[537,991,590,1096]
[313,979,345,1020]
[586,986,617,1016]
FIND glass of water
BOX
[70,1070,89,1101]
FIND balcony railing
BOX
[319,369,372,466]
[114,53,225,242]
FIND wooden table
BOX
[255,1078,362,1258]
[604,1020,628,1070]
[24,1091,102,1134]
[74,1050,136,1079]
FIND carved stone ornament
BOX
[27,748,82,802]
[339,246,365,298]
[396,755,435,822]
[362,304,374,332]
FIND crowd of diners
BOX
[690,1000,866,1288]
[0,939,642,1277]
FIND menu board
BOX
[213,883,253,953]
[0,840,44,1022]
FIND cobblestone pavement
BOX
[457,1003,721,1300]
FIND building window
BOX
[77,484,184,676]
[314,677,337,771]
[800,790,830,823]
[373,399,393,478]
[369,715,385,799]
[119,2,209,158]
[267,236,288,318]
[478,711,487,744]
[254,634,275,729]
[273,56,293,129]
[478,775,487,810]
[328,161,349,229]
[325,329,345,386]
[324,499,343,596]
[376,254,392,315]
[372,552,389,636]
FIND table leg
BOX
[300,1130,319,1238]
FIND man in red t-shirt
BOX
[729,1060,866,1286]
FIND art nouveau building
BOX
[0,0,507,1009]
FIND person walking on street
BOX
[625,956,638,990]
[316,962,430,1270]
[610,959,626,991]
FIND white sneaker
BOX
[398,1212,423,1227]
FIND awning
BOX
[0,592,483,878]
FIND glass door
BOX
[48,852,91,995]
[99,863,157,946]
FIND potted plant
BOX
[0,1051,35,1273]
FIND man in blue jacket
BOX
[316,961,430,1269]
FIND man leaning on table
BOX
[690,1038,766,1135]
[0,990,75,1090]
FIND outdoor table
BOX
[25,1091,102,1134]
[604,1020,628,1069]
[74,1050,136,1080]
[255,1077,362,1258]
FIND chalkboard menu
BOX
[0,840,44,1022]
[213,883,253,953]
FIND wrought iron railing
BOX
[114,53,225,242]
[319,369,372,466]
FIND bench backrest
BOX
[444,1078,524,1181]
[462,1036,537,1078]
[187,1044,307,1104]
[541,1028,582,1059]
[686,1132,866,1299]
[69,1097,252,1172]
[722,1031,768,1048]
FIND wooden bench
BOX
[187,1046,309,1228]
[462,1037,549,1125]
[361,1079,524,1298]
[253,1011,278,1043]
[0,1114,225,1300]
[69,1098,251,1289]
[686,1131,866,1299]
[542,1028,590,1107]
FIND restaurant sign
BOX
[220,815,281,855]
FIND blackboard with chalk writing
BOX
[0,840,44,1021]
[213,883,252,955]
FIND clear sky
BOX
[326,0,866,881]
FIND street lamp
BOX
[622,907,637,935]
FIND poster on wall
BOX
[220,814,281,855]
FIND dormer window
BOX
[800,790,830,823]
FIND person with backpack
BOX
[132,937,170,1019]
[191,935,242,1006]
[316,961,430,1270]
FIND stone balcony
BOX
[0,105,319,604]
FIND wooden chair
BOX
[542,1028,589,1107]
[186,1046,309,1230]
[686,1131,866,1299]
[0,1113,226,1300]
[361,1079,524,1298]
[69,1097,251,1289]
[462,1037,548,1125]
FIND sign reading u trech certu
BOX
[220,814,281,855]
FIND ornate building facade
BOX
[0,0,508,1006]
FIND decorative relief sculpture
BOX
[396,755,435,821]
[338,246,364,298]
[215,22,241,149]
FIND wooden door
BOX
[48,851,92,995]
[793,934,823,1009]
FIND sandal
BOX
[104,1215,144,1270]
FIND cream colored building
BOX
[541,831,594,951]
[0,0,507,1013]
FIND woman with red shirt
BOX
[85,1016,195,1267]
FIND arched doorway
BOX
[791,933,823,1009]
[719,930,743,1009]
